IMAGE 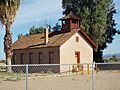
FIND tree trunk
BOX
[4,25,12,73]
[93,49,104,63]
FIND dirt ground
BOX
[0,71,120,90]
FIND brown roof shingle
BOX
[13,29,80,50]
[13,29,97,50]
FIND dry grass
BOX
[0,71,120,90]
[0,72,26,81]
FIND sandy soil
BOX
[0,71,120,90]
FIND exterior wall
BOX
[12,32,94,73]
[71,23,79,29]
[12,47,60,73]
[60,32,93,72]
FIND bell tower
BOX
[60,13,80,32]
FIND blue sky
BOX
[0,0,120,60]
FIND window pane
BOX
[21,53,24,64]
[76,36,79,42]
[13,54,16,64]
[49,52,53,64]
[38,52,42,64]
[29,53,33,64]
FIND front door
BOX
[75,52,80,64]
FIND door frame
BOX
[75,51,80,64]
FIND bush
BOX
[0,60,6,64]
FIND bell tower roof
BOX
[60,13,80,32]
[59,14,80,20]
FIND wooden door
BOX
[75,52,80,64]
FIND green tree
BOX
[52,23,61,32]
[17,26,45,39]
[0,0,20,72]
[0,60,6,64]
[109,55,118,62]
[17,33,23,39]
[29,26,45,35]
[62,0,119,62]
[18,25,52,39]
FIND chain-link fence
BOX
[94,63,120,90]
[0,63,120,90]
[0,65,26,90]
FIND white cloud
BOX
[113,0,120,29]
[13,0,63,26]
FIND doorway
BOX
[75,52,80,64]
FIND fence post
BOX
[88,64,89,74]
[26,64,28,90]
[69,66,70,74]
[92,63,94,90]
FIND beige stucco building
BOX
[12,15,97,73]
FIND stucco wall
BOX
[12,47,60,65]
[12,47,60,73]
[60,32,93,72]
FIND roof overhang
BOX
[79,29,97,49]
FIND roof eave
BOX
[79,29,97,49]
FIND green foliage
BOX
[17,33,23,39]
[0,72,25,81]
[52,23,61,32]
[17,26,46,39]
[17,24,54,39]
[103,55,120,62]
[0,0,20,7]
[117,31,120,34]
[0,60,6,63]
[0,0,20,69]
[29,26,44,35]
[0,0,20,26]
[47,70,54,75]
[62,0,119,62]
[109,55,120,62]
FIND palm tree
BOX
[0,0,20,72]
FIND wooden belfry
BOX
[60,12,80,32]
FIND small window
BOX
[29,53,33,64]
[72,20,77,23]
[76,36,79,42]
[63,21,65,24]
[38,52,43,64]
[13,53,16,65]
[49,52,53,64]
[21,53,24,64]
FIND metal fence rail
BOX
[0,63,120,90]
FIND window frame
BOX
[76,36,79,42]
[29,53,33,64]
[49,52,54,64]
[38,52,43,64]
[75,51,80,64]
[20,53,24,64]
[13,53,16,65]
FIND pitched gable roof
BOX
[13,29,97,50]
[79,29,97,48]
